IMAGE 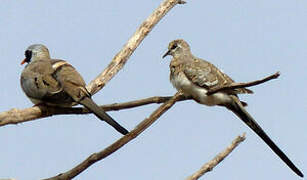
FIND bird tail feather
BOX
[79,97,129,135]
[225,95,303,177]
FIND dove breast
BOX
[170,70,232,106]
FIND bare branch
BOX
[42,92,184,180]
[1,72,278,126]
[186,133,246,180]
[87,0,186,95]
[0,96,188,127]
[1,72,279,126]
[207,72,280,95]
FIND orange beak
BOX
[21,58,27,65]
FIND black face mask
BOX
[24,50,32,63]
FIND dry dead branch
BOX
[186,133,246,180]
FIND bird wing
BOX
[36,60,76,105]
[40,73,63,94]
[51,59,90,102]
[183,58,253,94]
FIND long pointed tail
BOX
[80,97,129,135]
[226,96,303,177]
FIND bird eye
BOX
[171,43,177,49]
[170,44,177,50]
[25,50,32,59]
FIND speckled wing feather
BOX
[183,57,253,94]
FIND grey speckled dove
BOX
[20,44,129,135]
[163,39,303,177]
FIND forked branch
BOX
[0,0,187,127]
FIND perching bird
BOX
[163,39,303,177]
[20,44,129,135]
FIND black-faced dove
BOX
[20,44,129,135]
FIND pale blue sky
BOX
[0,1,306,179]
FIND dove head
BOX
[21,44,50,65]
[163,39,192,59]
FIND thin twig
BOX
[186,133,246,180]
[87,0,186,95]
[0,96,188,127]
[207,72,280,95]
[42,92,184,180]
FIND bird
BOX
[20,44,129,135]
[162,39,303,177]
